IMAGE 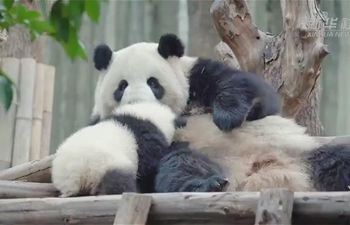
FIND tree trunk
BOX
[210,0,328,136]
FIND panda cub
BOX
[52,101,228,197]
[52,101,181,197]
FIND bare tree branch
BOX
[210,0,329,118]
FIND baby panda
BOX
[52,101,228,197]
[52,101,183,197]
[155,141,229,192]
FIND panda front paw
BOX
[212,93,250,132]
[212,108,245,132]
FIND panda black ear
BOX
[93,44,113,71]
[158,33,185,59]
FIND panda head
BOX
[113,101,187,143]
[93,34,190,119]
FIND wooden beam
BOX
[1,192,350,224]
[0,154,54,183]
[114,193,152,225]
[255,189,294,225]
[0,180,59,199]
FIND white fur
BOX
[52,121,138,197]
[175,114,321,191]
[95,42,189,119]
[52,102,177,197]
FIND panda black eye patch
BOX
[147,77,164,100]
[114,80,128,102]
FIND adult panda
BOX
[90,33,350,192]
[52,101,228,197]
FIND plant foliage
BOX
[0,0,106,111]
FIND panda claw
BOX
[202,176,230,192]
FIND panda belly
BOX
[174,114,320,192]
[52,122,139,197]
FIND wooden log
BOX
[114,193,152,225]
[254,189,294,225]
[12,58,37,166]
[0,180,59,199]
[1,192,350,224]
[0,58,20,170]
[40,65,55,158]
[0,154,54,183]
[30,63,46,161]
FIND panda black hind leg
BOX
[306,143,350,191]
[94,169,138,195]
[154,142,229,193]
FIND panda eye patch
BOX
[118,80,128,91]
[147,77,160,88]
[114,80,128,102]
[147,77,165,100]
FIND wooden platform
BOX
[1,155,350,224]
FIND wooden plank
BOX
[114,193,152,225]
[0,154,54,183]
[0,180,59,198]
[12,58,37,166]
[1,191,350,224]
[40,65,55,157]
[0,58,20,170]
[30,63,46,161]
[254,189,294,225]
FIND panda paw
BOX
[181,176,229,192]
[212,109,244,132]
[203,176,230,192]
[212,93,250,132]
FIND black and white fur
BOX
[90,33,350,192]
[52,102,184,197]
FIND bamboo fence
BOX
[0,57,55,170]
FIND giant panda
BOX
[90,33,350,192]
[52,101,228,197]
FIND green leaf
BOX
[0,70,14,111]
[84,0,100,22]
[56,18,70,42]
[29,20,52,34]
[49,0,63,25]
[60,27,86,61]
[3,0,14,10]
[14,5,41,21]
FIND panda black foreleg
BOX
[95,169,138,195]
[154,142,229,193]
[306,143,350,191]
